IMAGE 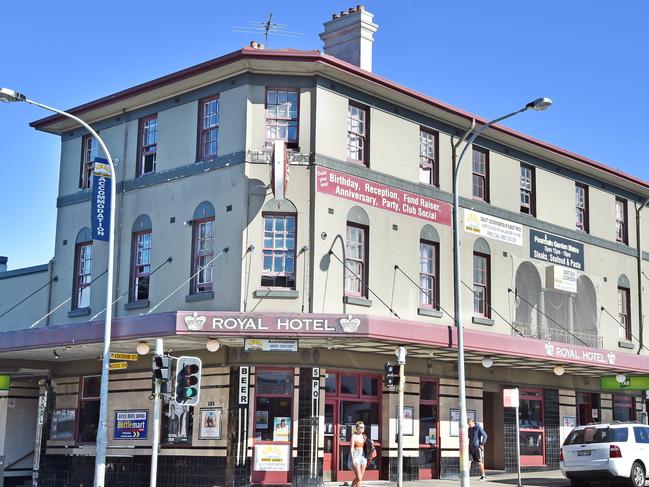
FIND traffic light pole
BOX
[150,338,163,487]
[396,346,406,487]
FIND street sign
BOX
[109,362,128,370]
[110,352,139,361]
[503,388,520,408]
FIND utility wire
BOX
[89,257,172,321]
[147,247,229,315]
[0,274,58,319]
[507,288,589,347]
[328,250,400,319]
[459,281,524,337]
[393,265,454,321]
[600,306,649,354]
[29,268,108,329]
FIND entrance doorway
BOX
[483,391,504,470]
[322,372,382,482]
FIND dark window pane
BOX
[419,404,437,445]
[519,431,543,456]
[340,375,358,395]
[420,381,437,401]
[325,373,337,394]
[83,376,101,399]
[78,401,100,442]
[256,370,292,395]
[254,396,292,442]
[362,377,378,396]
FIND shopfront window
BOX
[419,379,438,479]
[613,395,635,421]
[78,376,101,443]
[519,388,545,466]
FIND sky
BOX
[1,0,648,270]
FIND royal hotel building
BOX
[1,6,649,486]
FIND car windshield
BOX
[564,427,628,445]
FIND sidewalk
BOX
[325,470,570,486]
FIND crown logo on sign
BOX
[184,312,206,331]
[339,315,361,333]
[607,352,616,365]
[544,341,554,356]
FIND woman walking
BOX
[348,421,375,487]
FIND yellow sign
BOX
[110,353,139,361]
[109,362,128,370]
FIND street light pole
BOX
[1,87,117,487]
[452,97,552,486]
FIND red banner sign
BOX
[316,167,451,226]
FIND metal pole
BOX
[635,199,649,354]
[515,391,522,487]
[18,97,116,487]
[452,107,529,487]
[150,339,163,487]
[396,346,406,487]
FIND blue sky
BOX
[1,0,648,270]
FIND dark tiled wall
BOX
[439,453,481,479]
[385,455,419,481]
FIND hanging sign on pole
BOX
[92,158,112,241]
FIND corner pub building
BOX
[2,6,649,486]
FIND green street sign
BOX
[601,375,649,390]
[0,375,10,390]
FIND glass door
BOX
[324,401,335,481]
[577,393,592,425]
[419,380,439,479]
[519,388,545,467]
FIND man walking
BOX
[468,418,488,481]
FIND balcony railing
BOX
[513,322,603,349]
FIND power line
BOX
[393,265,454,321]
[460,282,524,337]
[0,274,58,319]
[600,306,649,354]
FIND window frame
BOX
[265,87,299,148]
[472,252,490,318]
[518,388,545,467]
[418,378,439,479]
[130,230,152,303]
[616,198,628,244]
[613,394,635,421]
[261,212,297,289]
[347,102,369,166]
[80,134,97,190]
[419,240,439,309]
[419,128,439,187]
[471,146,489,202]
[77,375,101,444]
[618,286,632,341]
[72,241,92,310]
[190,217,215,294]
[345,223,369,298]
[575,183,589,232]
[520,163,536,216]
[137,114,158,177]
[198,95,220,160]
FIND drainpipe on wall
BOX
[636,198,649,354]
[45,257,56,326]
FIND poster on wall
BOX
[199,408,222,439]
[256,410,269,429]
[50,409,76,440]
[396,406,415,436]
[273,417,290,442]
[563,416,576,429]
[464,209,523,246]
[114,410,148,439]
[167,403,190,443]
[450,408,476,437]
[254,444,290,471]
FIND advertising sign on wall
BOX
[464,209,523,246]
[530,229,584,271]
[601,375,649,390]
[91,158,112,241]
[50,409,76,440]
[316,167,452,226]
[254,444,291,471]
[114,410,148,439]
[546,265,578,293]
[244,338,298,352]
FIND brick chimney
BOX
[320,5,378,72]
[0,256,7,273]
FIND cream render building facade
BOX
[1,6,649,486]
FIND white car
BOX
[561,422,649,487]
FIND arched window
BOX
[191,202,216,295]
[472,238,491,317]
[345,207,369,297]
[73,227,93,310]
[420,225,440,308]
[514,262,542,327]
[261,199,297,289]
[130,215,152,303]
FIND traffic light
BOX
[175,356,202,406]
[152,354,171,394]
[384,362,400,388]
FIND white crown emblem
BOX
[607,352,616,365]
[339,315,361,333]
[544,341,554,356]
[184,312,206,331]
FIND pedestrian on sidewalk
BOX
[468,418,488,481]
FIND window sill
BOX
[618,340,635,350]
[125,300,150,311]
[344,295,372,308]
[472,316,495,326]
[185,291,214,303]
[68,308,91,318]
[253,289,299,299]
[418,308,443,319]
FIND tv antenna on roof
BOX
[232,13,303,47]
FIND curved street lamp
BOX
[453,97,552,486]
[1,87,116,487]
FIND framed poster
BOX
[396,406,415,436]
[450,408,476,437]
[273,417,290,442]
[50,408,76,440]
[166,403,190,443]
[114,410,148,439]
[256,410,269,429]
[563,416,576,429]
[199,408,222,439]
[254,444,290,471]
